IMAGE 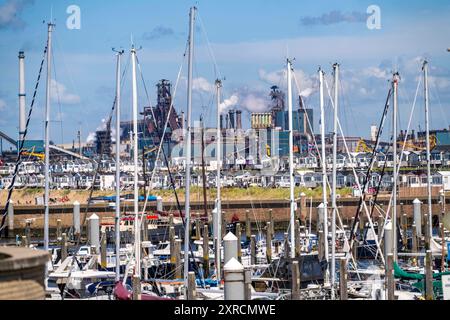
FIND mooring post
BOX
[268,209,274,236]
[250,235,256,265]
[413,198,422,237]
[195,213,201,240]
[284,232,290,259]
[244,267,252,300]
[291,260,300,300]
[266,222,272,263]
[245,210,251,241]
[73,201,81,239]
[339,257,348,300]
[236,223,242,262]
[174,239,182,279]
[61,233,68,262]
[132,274,141,300]
[25,220,31,244]
[295,219,301,257]
[318,230,324,261]
[203,224,209,276]
[56,219,62,242]
[402,213,408,248]
[412,223,418,267]
[170,227,176,263]
[89,213,100,253]
[224,232,238,266]
[169,213,174,229]
[142,216,148,242]
[222,211,227,240]
[425,250,434,300]
[187,271,197,300]
[424,213,430,250]
[7,201,14,237]
[386,253,395,300]
[224,258,245,300]
[21,235,27,247]
[101,230,107,269]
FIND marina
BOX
[0,1,449,305]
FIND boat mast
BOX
[392,72,399,261]
[423,61,433,242]
[331,63,339,299]
[184,6,196,298]
[44,22,54,253]
[215,79,222,282]
[287,59,295,259]
[131,45,140,278]
[114,49,123,282]
[319,68,329,281]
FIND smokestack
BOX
[220,114,224,130]
[236,110,242,130]
[18,51,26,144]
[225,114,229,129]
[229,110,235,129]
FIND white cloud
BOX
[0,0,33,30]
[259,68,317,98]
[241,93,270,113]
[219,94,239,114]
[192,77,215,93]
[51,79,81,105]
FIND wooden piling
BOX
[61,233,68,262]
[295,219,301,257]
[412,224,418,267]
[250,235,256,265]
[170,227,176,263]
[174,239,182,279]
[203,224,209,276]
[402,214,408,248]
[187,271,197,300]
[195,213,201,240]
[222,211,227,240]
[101,230,107,269]
[266,222,272,263]
[236,223,242,262]
[244,267,252,300]
[339,257,348,300]
[56,219,62,241]
[424,213,430,250]
[425,250,434,300]
[291,261,300,300]
[268,209,274,235]
[132,274,141,300]
[245,210,251,241]
[386,253,395,300]
[284,233,290,259]
[142,216,148,242]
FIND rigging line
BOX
[63,52,132,283]
[51,44,65,145]
[135,51,201,274]
[377,74,423,245]
[324,77,386,265]
[135,45,187,223]
[197,12,222,81]
[0,42,48,234]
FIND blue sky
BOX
[0,0,450,147]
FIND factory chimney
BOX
[18,51,26,145]
[228,110,235,129]
[236,110,242,130]
[220,114,224,130]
